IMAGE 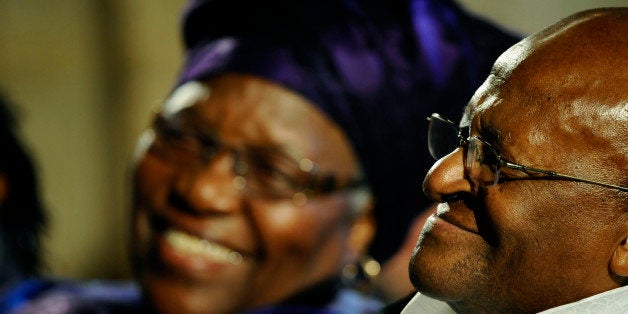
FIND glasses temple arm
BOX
[503,161,628,192]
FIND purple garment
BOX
[174,0,520,262]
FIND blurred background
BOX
[0,0,625,280]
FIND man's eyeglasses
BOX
[427,113,628,192]
[148,115,368,205]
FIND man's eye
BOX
[481,150,500,166]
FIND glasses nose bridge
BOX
[171,147,246,214]
[188,132,247,176]
[191,142,249,188]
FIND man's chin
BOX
[407,241,475,301]
[408,247,444,296]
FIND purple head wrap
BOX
[175,0,519,262]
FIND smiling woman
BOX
[132,75,376,313]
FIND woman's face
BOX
[131,74,372,313]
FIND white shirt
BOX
[401,285,628,313]
[400,292,454,314]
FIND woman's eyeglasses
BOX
[427,113,628,192]
[148,115,368,205]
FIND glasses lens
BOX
[466,137,500,186]
[243,148,367,199]
[150,116,362,200]
[150,122,206,165]
[240,149,308,199]
[428,114,461,160]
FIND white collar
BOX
[400,292,454,314]
[539,285,628,313]
[401,286,628,313]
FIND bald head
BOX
[467,8,627,188]
[477,8,627,111]
[502,10,626,113]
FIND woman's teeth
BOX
[165,230,243,265]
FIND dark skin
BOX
[409,8,628,313]
[131,75,375,313]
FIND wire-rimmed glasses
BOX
[427,113,628,192]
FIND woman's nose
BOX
[423,147,473,203]
[170,150,243,215]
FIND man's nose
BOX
[423,147,473,203]
[170,150,243,215]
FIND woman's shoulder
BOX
[3,278,142,314]
[328,288,384,314]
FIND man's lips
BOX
[433,202,480,235]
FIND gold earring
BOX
[341,256,381,293]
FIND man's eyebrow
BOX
[478,124,502,148]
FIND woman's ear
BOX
[610,237,628,278]
[346,211,376,263]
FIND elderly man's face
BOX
[409,15,628,312]
[131,74,372,313]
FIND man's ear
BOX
[610,237,628,277]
